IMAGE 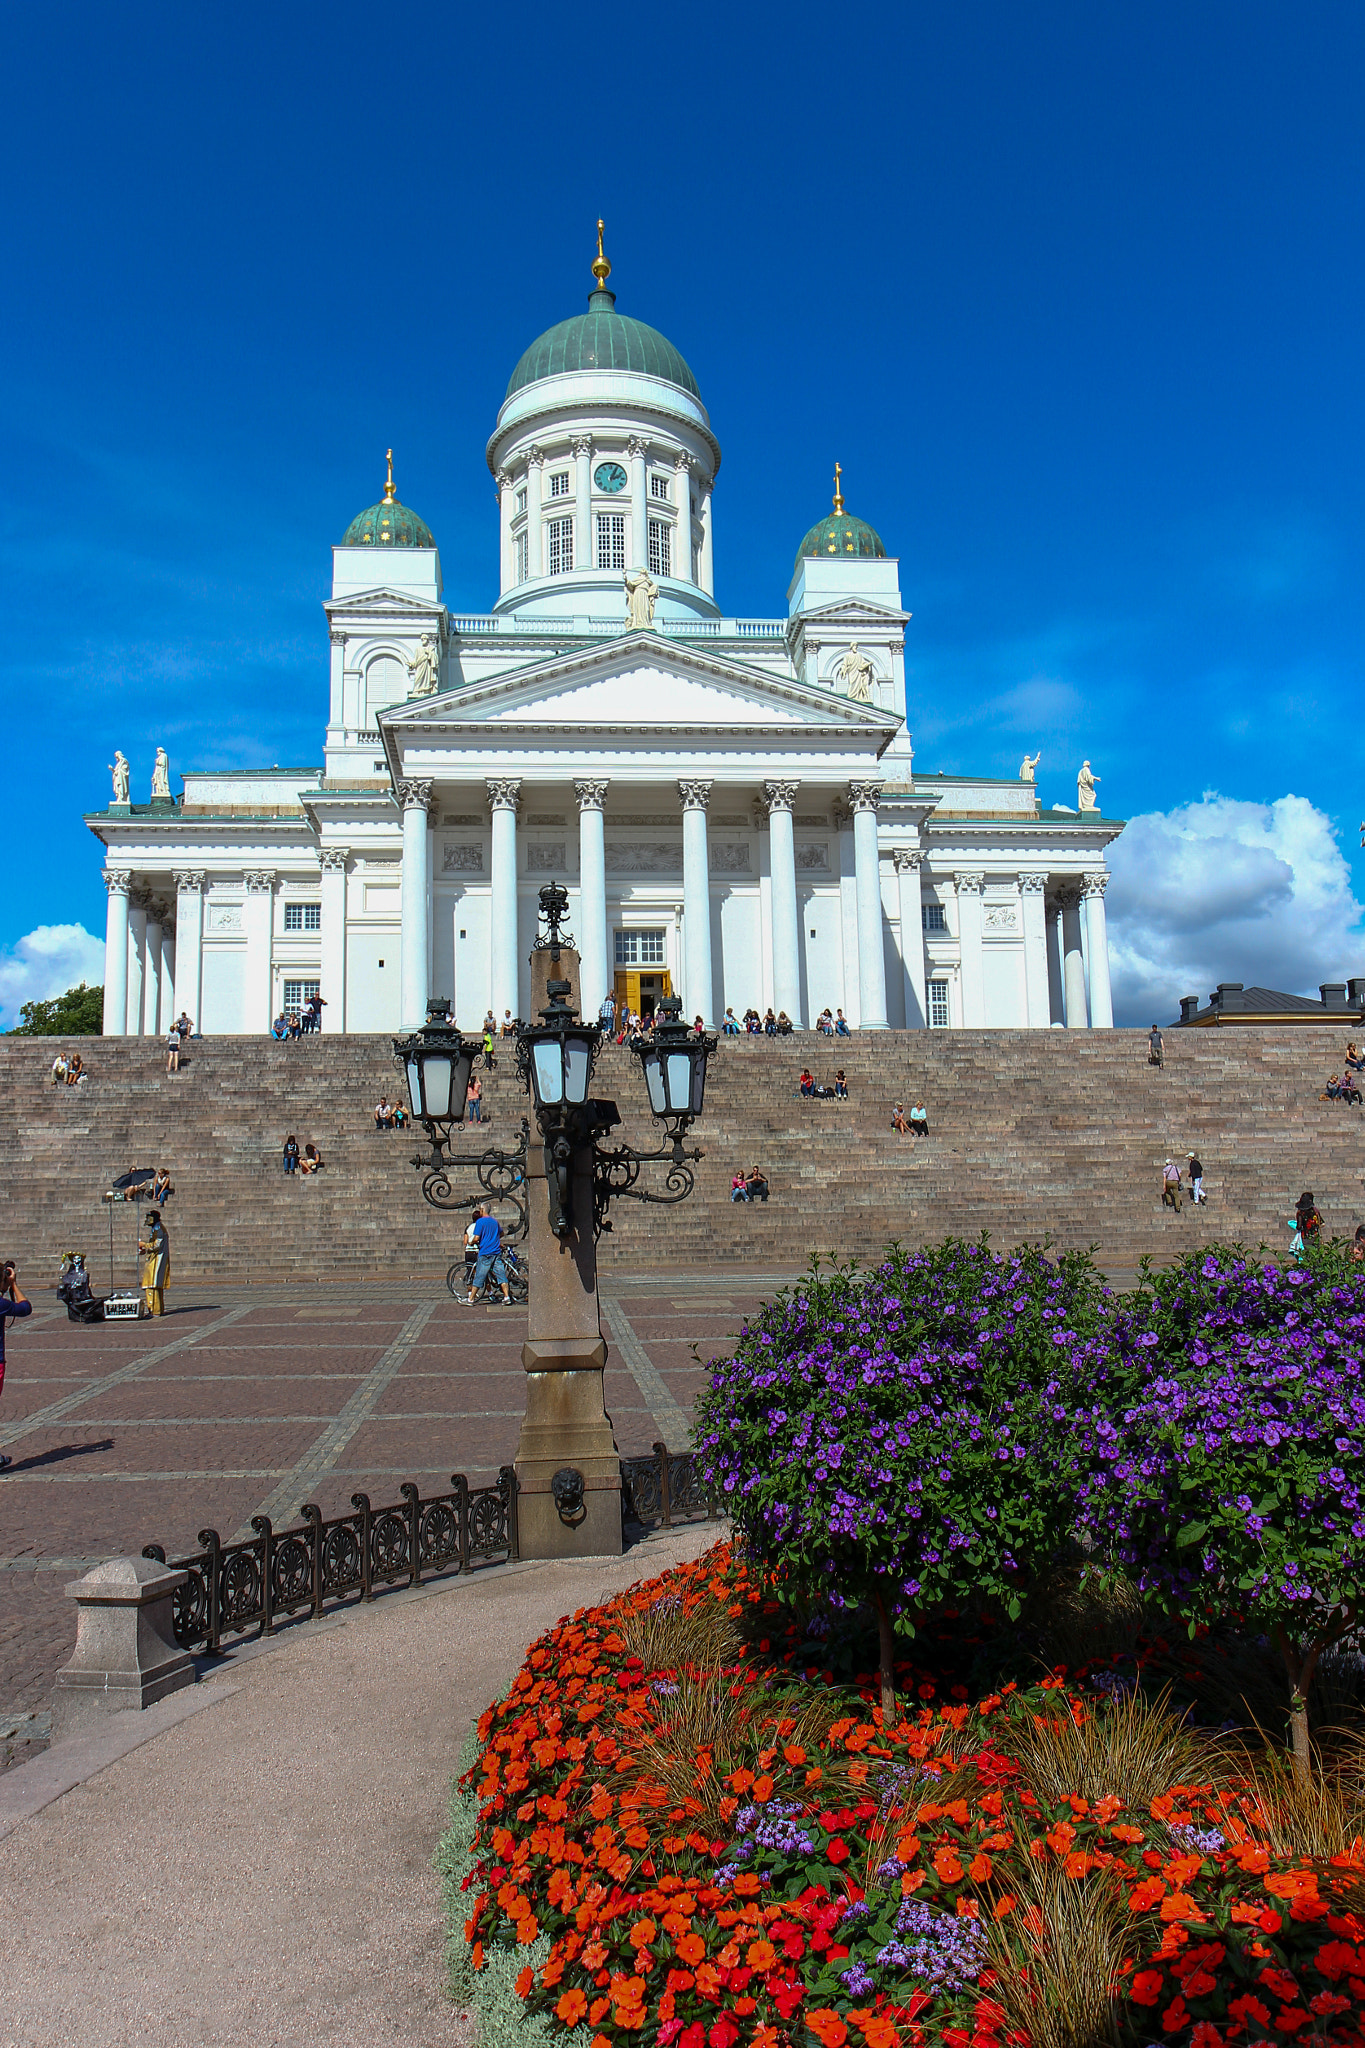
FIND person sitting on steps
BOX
[834,1070,848,1098]
[744,1167,769,1202]
[150,1168,173,1204]
[722,1008,740,1035]
[834,1011,851,1037]
[374,1097,396,1131]
[730,1172,750,1202]
[299,1143,324,1175]
[283,1135,300,1175]
[799,1069,815,1097]
[816,1009,834,1035]
[909,1101,929,1137]
[892,1102,910,1134]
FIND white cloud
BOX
[0,925,106,1029]
[1106,794,1365,1024]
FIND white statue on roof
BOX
[109,752,130,804]
[624,568,658,630]
[834,643,875,703]
[1077,760,1100,812]
[407,633,438,697]
[151,747,171,801]
[1019,751,1041,783]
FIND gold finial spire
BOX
[832,462,845,515]
[382,449,397,504]
[591,217,612,291]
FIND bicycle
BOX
[447,1242,529,1304]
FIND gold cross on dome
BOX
[383,449,397,504]
[832,462,844,514]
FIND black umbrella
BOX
[111,1169,155,1191]
[104,1170,156,1291]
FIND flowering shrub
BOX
[691,1243,1112,1703]
[449,1544,1365,2047]
[1077,1248,1365,1772]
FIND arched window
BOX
[364,653,405,729]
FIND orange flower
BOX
[783,1744,807,1766]
[745,1939,777,1970]
[1264,1870,1317,1900]
[992,1894,1016,1920]
[629,1919,658,1950]
[1159,1893,1202,1923]
[1129,1878,1166,1912]
[933,1847,964,1884]
[806,2011,849,2048]
[556,1990,588,2026]
[515,1967,535,1999]
[752,1774,774,1802]
[968,1854,992,1883]
[1235,1846,1270,1875]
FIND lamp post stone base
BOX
[51,1555,194,1743]
[514,1366,623,1557]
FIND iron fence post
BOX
[197,1529,223,1655]
[251,1515,274,1636]
[453,1475,471,1574]
[653,1442,673,1528]
[500,1465,519,1561]
[301,1504,324,1620]
[401,1483,421,1587]
[351,1493,373,1600]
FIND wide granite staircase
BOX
[0,1029,1360,1285]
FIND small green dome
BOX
[796,510,887,570]
[341,452,435,549]
[506,286,699,402]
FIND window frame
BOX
[649,473,670,501]
[596,511,626,571]
[282,977,321,1012]
[922,903,948,933]
[614,927,667,967]
[547,516,574,576]
[647,517,672,580]
[514,530,530,583]
[548,470,571,499]
[928,979,951,1028]
[283,903,321,933]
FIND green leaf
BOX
[1176,1522,1208,1548]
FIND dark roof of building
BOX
[1174,980,1365,1025]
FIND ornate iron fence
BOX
[621,1443,722,1530]
[143,1468,518,1656]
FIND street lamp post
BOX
[395,885,715,1557]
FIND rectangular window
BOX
[648,517,671,579]
[922,903,948,932]
[614,928,667,966]
[928,979,950,1028]
[649,473,670,500]
[547,517,574,575]
[283,978,320,1012]
[516,489,527,517]
[284,903,321,932]
[549,470,570,498]
[514,531,529,583]
[596,512,625,570]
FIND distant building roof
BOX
[1174,980,1365,1026]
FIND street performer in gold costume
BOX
[138,1209,170,1317]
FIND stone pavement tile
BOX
[0,1476,277,1565]
[46,1373,364,1421]
[138,1340,392,1377]
[343,1416,523,1481]
[0,1422,319,1482]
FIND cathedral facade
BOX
[88,236,1121,1038]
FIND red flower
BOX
[1129,1971,1164,2008]
[827,1839,851,1866]
[708,2019,739,2048]
[1160,1995,1188,2033]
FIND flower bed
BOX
[444,1545,1365,2046]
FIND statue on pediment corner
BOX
[1019,751,1041,783]
[151,747,171,801]
[1077,760,1100,812]
[624,568,658,630]
[109,751,130,804]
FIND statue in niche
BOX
[1077,760,1100,812]
[406,634,438,696]
[151,747,172,801]
[109,751,130,804]
[1019,751,1041,783]
[834,643,875,702]
[624,568,658,630]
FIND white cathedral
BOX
[89,231,1121,1039]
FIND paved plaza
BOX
[0,1271,792,1748]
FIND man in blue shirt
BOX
[464,1206,511,1306]
[0,1262,33,1472]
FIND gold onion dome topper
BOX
[505,220,701,401]
[795,462,888,570]
[341,450,436,548]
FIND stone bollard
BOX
[50,1556,195,1743]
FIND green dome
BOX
[796,510,887,571]
[342,454,435,548]
[506,286,699,401]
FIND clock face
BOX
[594,461,628,494]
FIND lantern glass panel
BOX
[405,1057,423,1117]
[533,1041,564,1105]
[665,1051,692,1113]
[422,1054,454,1120]
[643,1052,666,1115]
[690,1052,707,1114]
[564,1040,591,1104]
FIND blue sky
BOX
[2,1,1363,1024]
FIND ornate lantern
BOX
[521,980,600,1114]
[394,999,481,1145]
[633,996,714,1128]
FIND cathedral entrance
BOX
[613,969,672,1022]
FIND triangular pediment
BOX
[324,589,438,616]
[797,599,910,628]
[381,631,897,731]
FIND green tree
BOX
[10,982,105,1036]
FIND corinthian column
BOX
[525,450,544,579]
[955,872,985,1027]
[763,779,802,1025]
[173,871,205,1032]
[320,848,349,1030]
[575,780,609,1020]
[891,850,926,1028]
[1019,873,1051,1028]
[243,872,276,1033]
[848,782,888,1029]
[102,871,131,1036]
[678,779,714,1025]
[1059,885,1089,1028]
[399,782,433,1030]
[127,899,147,1037]
[487,778,522,1024]
[1082,872,1113,1028]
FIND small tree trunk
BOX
[872,1592,896,1725]
[1275,1627,1323,1788]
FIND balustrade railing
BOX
[143,1468,518,1656]
[621,1442,722,1530]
